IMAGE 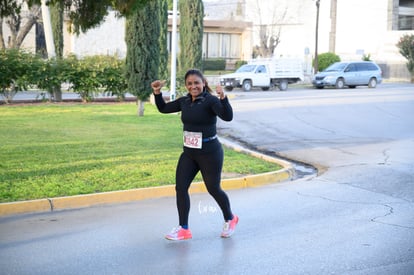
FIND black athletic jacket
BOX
[154,91,233,139]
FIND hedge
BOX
[203,58,226,71]
[0,49,128,103]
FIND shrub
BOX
[97,56,128,100]
[66,55,127,102]
[235,60,248,70]
[362,54,371,61]
[0,51,128,103]
[32,57,71,101]
[0,49,40,103]
[396,34,414,82]
[316,52,341,72]
[65,55,100,102]
[203,58,226,71]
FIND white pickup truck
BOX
[219,58,304,91]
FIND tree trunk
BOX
[6,13,19,48]
[52,86,62,102]
[0,18,5,49]
[137,99,145,116]
[4,5,41,49]
[15,6,41,48]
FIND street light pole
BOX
[314,0,320,74]
[170,0,178,101]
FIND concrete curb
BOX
[0,137,294,217]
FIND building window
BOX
[391,0,414,30]
[207,33,220,58]
[203,33,241,59]
[230,34,241,58]
[221,34,231,58]
[169,31,241,59]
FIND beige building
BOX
[64,8,252,68]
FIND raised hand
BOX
[151,80,166,94]
[216,84,225,100]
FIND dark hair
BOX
[184,69,213,94]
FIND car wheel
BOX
[335,78,345,89]
[278,80,288,91]
[368,77,377,88]
[242,80,252,91]
[224,86,233,92]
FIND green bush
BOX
[396,34,414,82]
[65,55,101,102]
[316,52,341,72]
[0,49,40,103]
[203,58,226,71]
[65,55,127,102]
[99,56,128,100]
[32,57,71,100]
[0,50,128,103]
[362,54,371,61]
[235,60,247,69]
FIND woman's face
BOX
[185,74,205,99]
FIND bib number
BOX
[183,131,202,149]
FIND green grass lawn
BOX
[0,103,281,203]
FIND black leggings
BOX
[175,142,233,226]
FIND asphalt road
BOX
[1,83,414,274]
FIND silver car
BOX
[312,61,382,89]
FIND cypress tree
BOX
[178,0,204,77]
[158,0,169,83]
[50,1,64,59]
[50,1,64,102]
[125,0,160,116]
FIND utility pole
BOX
[314,0,320,74]
[329,0,337,53]
[170,0,178,101]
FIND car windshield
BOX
[236,65,256,73]
[324,62,347,72]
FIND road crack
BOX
[293,114,336,134]
[296,192,414,230]
[378,148,391,165]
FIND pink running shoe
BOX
[221,215,239,238]
[165,226,192,241]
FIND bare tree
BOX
[0,1,41,49]
[252,0,287,58]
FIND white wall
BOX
[335,0,388,61]
[244,0,325,58]
[242,0,412,66]
[70,11,126,57]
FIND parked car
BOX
[312,61,382,89]
[220,58,304,91]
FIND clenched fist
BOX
[151,80,166,94]
[216,85,225,100]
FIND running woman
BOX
[151,69,239,241]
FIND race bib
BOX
[183,131,202,149]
